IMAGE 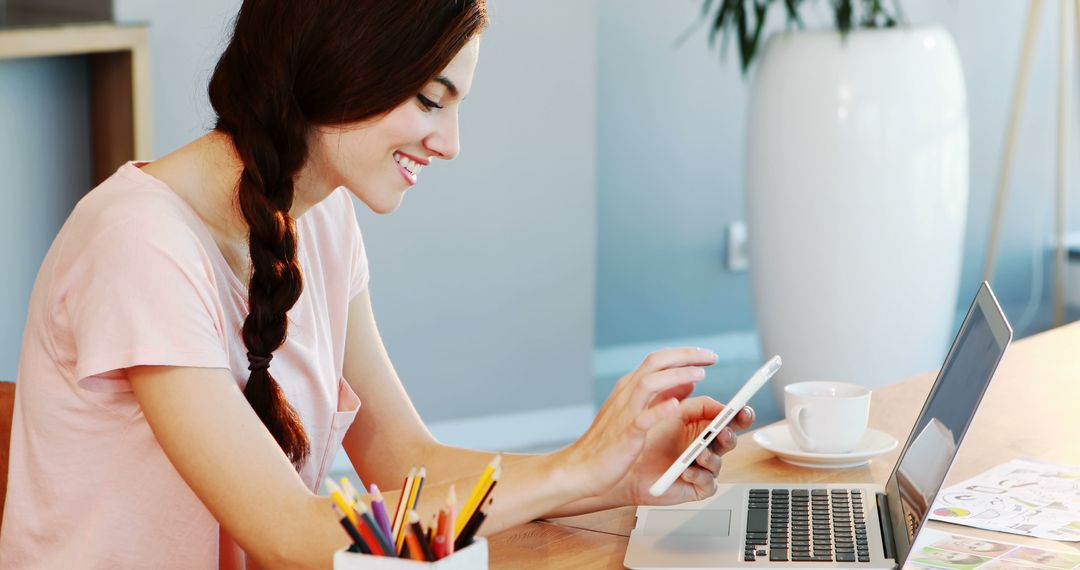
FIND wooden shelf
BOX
[0,22,151,184]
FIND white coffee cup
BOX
[784,381,871,454]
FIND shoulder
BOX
[67,163,213,263]
[39,166,222,310]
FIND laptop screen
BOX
[883,282,1012,565]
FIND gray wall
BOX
[350,0,597,421]
[0,56,91,381]
[0,0,239,383]
[596,0,1080,349]
[2,0,596,423]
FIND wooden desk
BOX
[488,322,1080,568]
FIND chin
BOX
[367,196,406,215]
[346,187,405,215]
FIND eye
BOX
[417,94,444,111]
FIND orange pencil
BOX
[408,511,436,561]
[403,516,426,561]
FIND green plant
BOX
[696,0,906,73]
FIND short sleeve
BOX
[341,191,370,299]
[57,213,231,388]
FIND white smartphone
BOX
[648,355,782,497]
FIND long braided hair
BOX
[207,1,488,468]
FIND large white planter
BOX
[746,26,969,401]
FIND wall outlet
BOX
[727,221,749,272]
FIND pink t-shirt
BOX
[0,162,369,569]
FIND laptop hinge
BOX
[876,493,897,561]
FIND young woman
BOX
[0,2,754,568]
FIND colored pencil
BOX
[329,489,359,528]
[396,468,423,553]
[445,484,457,555]
[455,497,492,550]
[433,507,449,559]
[455,455,500,536]
[426,513,437,553]
[473,467,499,520]
[369,484,395,545]
[332,503,371,554]
[390,468,416,552]
[412,467,427,509]
[342,477,367,498]
[408,511,436,561]
[355,499,395,555]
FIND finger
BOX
[708,427,738,455]
[649,467,720,505]
[650,382,696,407]
[680,465,719,495]
[639,347,719,375]
[630,367,706,412]
[633,398,680,432]
[677,395,725,423]
[695,447,723,474]
[730,405,756,431]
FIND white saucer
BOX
[752,422,899,469]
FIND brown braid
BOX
[207,0,488,469]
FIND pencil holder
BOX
[333,538,488,569]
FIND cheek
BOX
[380,106,431,142]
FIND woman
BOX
[0,2,753,568]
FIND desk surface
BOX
[487,322,1080,568]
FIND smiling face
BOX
[304,36,480,214]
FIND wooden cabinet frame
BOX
[0,23,151,183]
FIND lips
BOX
[394,152,425,177]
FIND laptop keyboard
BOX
[743,488,871,563]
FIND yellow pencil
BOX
[395,468,424,553]
[455,454,501,536]
[390,467,416,550]
[329,489,358,527]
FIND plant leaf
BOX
[736,1,751,72]
[745,0,769,67]
[784,0,804,28]
[708,0,733,47]
[834,0,853,37]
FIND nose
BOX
[423,110,460,161]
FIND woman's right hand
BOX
[560,347,719,501]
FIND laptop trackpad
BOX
[640,509,731,536]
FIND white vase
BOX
[746,25,969,401]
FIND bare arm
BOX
[129,365,349,569]
[339,291,591,533]
[339,291,752,533]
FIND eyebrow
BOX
[433,76,459,98]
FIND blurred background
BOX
[2,0,1079,479]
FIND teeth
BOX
[394,153,423,177]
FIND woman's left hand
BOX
[605,397,756,507]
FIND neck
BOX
[150,130,334,245]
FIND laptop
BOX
[624,281,1013,569]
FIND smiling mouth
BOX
[394,152,424,178]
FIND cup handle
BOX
[789,405,815,452]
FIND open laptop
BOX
[625,281,1013,569]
